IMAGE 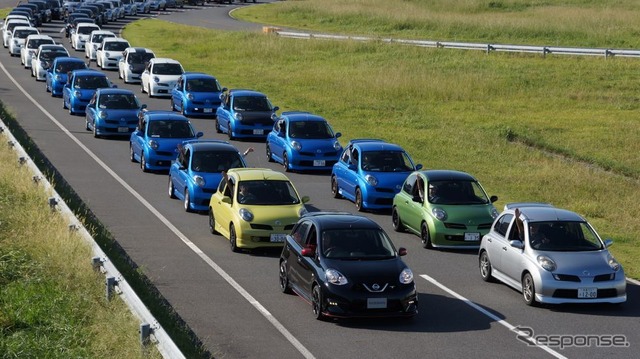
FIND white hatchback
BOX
[71,23,101,51]
[140,58,184,97]
[96,37,130,70]
[85,30,116,61]
[20,34,54,68]
[8,26,39,56]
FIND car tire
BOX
[63,98,67,109]
[168,177,176,198]
[355,188,364,212]
[421,222,433,249]
[215,118,222,133]
[170,98,175,111]
[331,176,341,199]
[229,224,239,253]
[92,123,99,138]
[391,207,404,232]
[140,152,148,172]
[522,273,537,306]
[140,82,146,93]
[129,144,136,162]
[208,209,218,234]
[279,261,293,294]
[85,120,91,131]
[283,152,290,172]
[479,251,494,282]
[183,190,192,212]
[312,285,325,320]
[227,124,234,140]
[265,144,274,162]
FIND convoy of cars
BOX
[1,1,627,322]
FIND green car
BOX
[391,170,498,249]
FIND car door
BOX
[286,220,310,291]
[130,117,146,159]
[210,176,234,238]
[85,92,98,126]
[500,217,526,285]
[62,72,74,107]
[484,213,515,276]
[174,146,190,197]
[140,61,151,90]
[337,146,359,199]
[216,93,231,132]
[171,76,183,110]
[396,173,423,233]
[269,119,286,163]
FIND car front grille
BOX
[594,273,616,282]
[554,274,581,282]
[552,288,619,299]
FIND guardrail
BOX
[270,29,640,58]
[0,119,185,359]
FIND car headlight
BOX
[607,253,621,272]
[364,174,377,186]
[298,206,308,217]
[98,111,107,119]
[105,51,111,58]
[153,76,159,83]
[239,208,253,222]
[290,141,301,151]
[73,90,81,98]
[333,141,342,151]
[128,64,134,71]
[325,269,348,285]
[193,175,205,187]
[234,112,243,122]
[399,268,414,284]
[490,207,499,219]
[187,93,194,100]
[432,207,447,221]
[148,139,159,150]
[537,255,556,272]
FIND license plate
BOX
[578,287,597,298]
[270,233,287,243]
[464,232,480,241]
[118,127,128,133]
[313,160,326,167]
[367,298,387,309]
[204,108,213,113]
[253,129,264,135]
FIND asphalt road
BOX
[1,4,638,359]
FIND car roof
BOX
[90,30,115,35]
[182,72,217,79]
[420,170,478,182]
[281,112,326,122]
[227,168,291,182]
[71,69,107,77]
[229,89,266,97]
[183,140,239,152]
[102,37,128,42]
[505,204,586,223]
[12,26,38,31]
[77,23,100,28]
[126,47,154,53]
[143,111,190,121]
[349,139,404,152]
[38,44,66,50]
[301,212,381,230]
[95,88,135,95]
[25,34,53,40]
[53,56,86,63]
[150,57,181,64]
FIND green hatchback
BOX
[391,170,498,249]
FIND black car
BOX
[279,212,418,320]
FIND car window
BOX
[322,229,395,259]
[234,180,300,205]
[147,120,194,138]
[288,121,333,139]
[427,180,490,205]
[494,213,513,238]
[152,63,182,75]
[104,41,128,51]
[56,61,85,74]
[402,173,417,195]
[99,93,138,109]
[290,221,310,247]
[232,96,272,112]
[191,151,244,173]
[361,150,412,172]
[75,75,109,89]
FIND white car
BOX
[140,58,184,97]
[20,34,54,68]
[96,37,130,70]
[2,19,31,48]
[32,44,70,81]
[8,26,39,56]
[71,23,101,51]
[119,47,155,83]
[85,30,116,61]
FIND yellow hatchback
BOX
[208,168,310,252]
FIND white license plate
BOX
[313,160,326,167]
[253,129,264,135]
[270,233,287,243]
[464,232,480,241]
[204,108,213,113]
[578,287,597,298]
[367,298,387,309]
[118,127,128,133]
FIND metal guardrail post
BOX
[106,276,117,301]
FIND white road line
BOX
[419,274,567,359]
[0,60,315,359]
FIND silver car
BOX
[478,203,626,306]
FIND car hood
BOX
[291,138,339,151]
[154,74,181,82]
[323,257,407,283]
[240,204,303,223]
[130,63,145,73]
[431,203,496,225]
[189,92,223,104]
[536,250,617,275]
[237,110,274,122]
[365,171,412,190]
[193,171,222,189]
[154,137,197,152]
[99,108,140,120]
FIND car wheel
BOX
[180,103,186,116]
[85,120,91,131]
[283,152,290,172]
[227,124,234,140]
[183,190,192,212]
[215,118,222,133]
[312,285,325,320]
[45,82,50,92]
[168,177,176,198]
[229,224,239,253]
[140,152,148,172]
[391,207,404,232]
[355,188,364,212]
[522,273,537,306]
[331,176,341,198]
[92,123,99,138]
[421,222,433,249]
[140,82,146,93]
[170,98,175,111]
[279,261,293,294]
[208,209,218,234]
[479,251,494,282]
[129,144,136,162]
[265,144,274,162]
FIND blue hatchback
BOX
[129,111,203,172]
[168,140,247,212]
[62,69,114,115]
[266,111,342,172]
[215,89,279,140]
[85,88,145,138]
[170,73,226,118]
[331,139,422,211]
[45,57,87,97]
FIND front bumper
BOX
[536,271,627,304]
[320,282,418,318]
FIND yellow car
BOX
[208,168,310,252]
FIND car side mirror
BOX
[509,240,524,250]
[196,131,204,138]
[335,132,342,138]
[490,195,498,203]
[301,246,315,257]
[604,239,614,248]
[273,106,280,112]
[415,164,423,170]
[111,84,117,88]
[221,196,232,205]
[398,247,407,256]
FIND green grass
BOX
[0,134,162,358]
[122,18,640,278]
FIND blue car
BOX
[45,56,87,97]
[85,88,145,138]
[129,111,203,172]
[170,73,226,118]
[215,89,279,140]
[168,140,247,212]
[266,111,342,172]
[331,139,422,211]
[62,69,115,115]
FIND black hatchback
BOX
[279,212,418,320]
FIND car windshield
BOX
[152,63,182,75]
[528,221,605,252]
[56,61,85,73]
[147,120,194,138]
[232,96,272,112]
[288,120,333,139]
[15,30,37,38]
[74,75,109,89]
[40,49,68,61]
[321,228,396,260]
[361,150,414,173]
[234,180,300,205]
[28,39,54,48]
[99,93,139,110]
[190,151,244,173]
[427,180,490,205]
[186,78,220,92]
[104,41,128,51]
[79,27,98,35]
[92,34,113,43]
[128,52,154,64]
